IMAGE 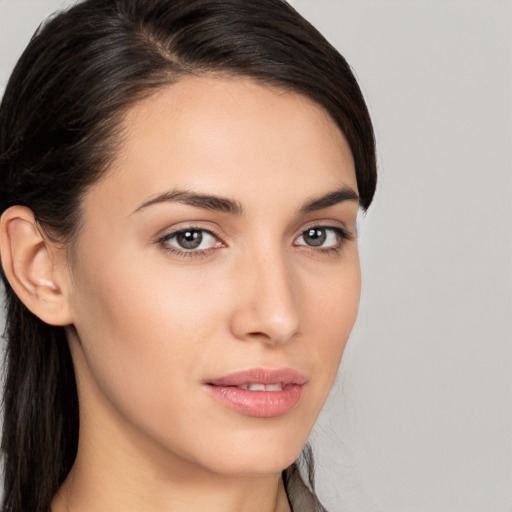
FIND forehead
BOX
[87,76,357,215]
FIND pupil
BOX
[305,228,326,246]
[177,230,202,249]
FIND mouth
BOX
[235,383,285,391]
[206,367,307,387]
[204,368,307,418]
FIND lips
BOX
[204,368,307,418]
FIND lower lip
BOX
[205,384,305,418]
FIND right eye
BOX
[158,227,224,258]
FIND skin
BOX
[1,76,361,512]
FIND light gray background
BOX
[1,1,511,511]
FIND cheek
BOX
[68,252,236,468]
[69,237,268,412]
[70,248,225,379]
[299,251,361,387]
[67,236,361,474]
[71,240,361,395]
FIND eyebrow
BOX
[299,186,359,214]
[133,190,243,215]
[133,185,359,216]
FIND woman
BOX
[0,0,376,511]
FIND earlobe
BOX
[0,205,73,326]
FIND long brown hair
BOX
[0,1,377,510]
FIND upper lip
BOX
[206,368,307,387]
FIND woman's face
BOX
[65,76,360,478]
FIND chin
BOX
[190,426,308,478]
[207,452,300,478]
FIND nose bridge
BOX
[231,242,300,345]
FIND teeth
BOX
[265,383,283,391]
[239,383,283,391]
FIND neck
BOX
[53,466,290,512]
[51,385,291,512]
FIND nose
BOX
[229,249,300,346]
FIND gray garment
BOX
[285,474,327,512]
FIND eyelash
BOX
[157,224,353,259]
[294,225,354,256]
[157,225,224,260]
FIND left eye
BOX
[295,227,341,248]
[162,229,218,251]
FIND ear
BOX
[0,205,73,326]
